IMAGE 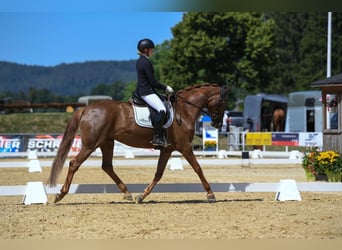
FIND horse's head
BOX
[176,83,229,129]
[206,85,228,129]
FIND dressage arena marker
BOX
[27,150,38,160]
[275,179,302,201]
[27,150,42,172]
[28,159,42,172]
[22,182,47,205]
[218,150,228,159]
[168,157,183,170]
[289,150,303,160]
[24,151,45,204]
[251,149,263,159]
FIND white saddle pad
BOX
[132,102,174,129]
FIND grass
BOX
[0,112,72,133]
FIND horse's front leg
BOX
[135,148,172,204]
[182,145,216,202]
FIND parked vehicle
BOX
[285,91,323,132]
[243,94,288,132]
[77,95,112,105]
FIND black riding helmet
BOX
[137,38,155,53]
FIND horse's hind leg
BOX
[55,147,94,203]
[100,140,132,201]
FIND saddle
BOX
[129,92,174,129]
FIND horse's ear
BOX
[221,85,229,96]
[223,84,230,92]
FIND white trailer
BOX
[285,91,323,132]
[77,95,112,105]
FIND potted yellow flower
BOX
[204,140,217,151]
[302,148,342,182]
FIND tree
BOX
[266,12,342,93]
[90,81,126,100]
[298,13,328,89]
[122,81,137,101]
[158,12,276,98]
[264,12,309,93]
[152,41,172,87]
[332,13,342,76]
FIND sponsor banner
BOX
[272,133,299,146]
[0,131,325,154]
[27,134,60,152]
[246,132,272,146]
[202,116,218,151]
[0,135,23,152]
[298,132,323,147]
[27,134,82,153]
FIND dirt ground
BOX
[0,157,341,239]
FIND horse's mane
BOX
[177,83,220,95]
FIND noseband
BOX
[210,86,227,121]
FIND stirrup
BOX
[152,135,167,148]
[152,140,167,148]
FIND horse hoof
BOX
[135,195,144,204]
[207,193,216,203]
[54,194,61,203]
[123,193,133,201]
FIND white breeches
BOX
[141,94,166,112]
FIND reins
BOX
[175,94,210,116]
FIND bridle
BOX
[174,86,227,125]
[208,86,227,124]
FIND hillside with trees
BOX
[0,60,136,96]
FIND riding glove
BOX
[166,86,174,95]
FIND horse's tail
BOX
[47,108,84,187]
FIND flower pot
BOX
[314,174,328,181]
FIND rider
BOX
[136,38,174,147]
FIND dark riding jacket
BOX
[136,54,166,96]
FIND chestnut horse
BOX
[48,83,228,203]
[273,108,285,131]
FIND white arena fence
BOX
[0,152,341,205]
[0,132,339,205]
[2,180,342,205]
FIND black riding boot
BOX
[152,110,167,148]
